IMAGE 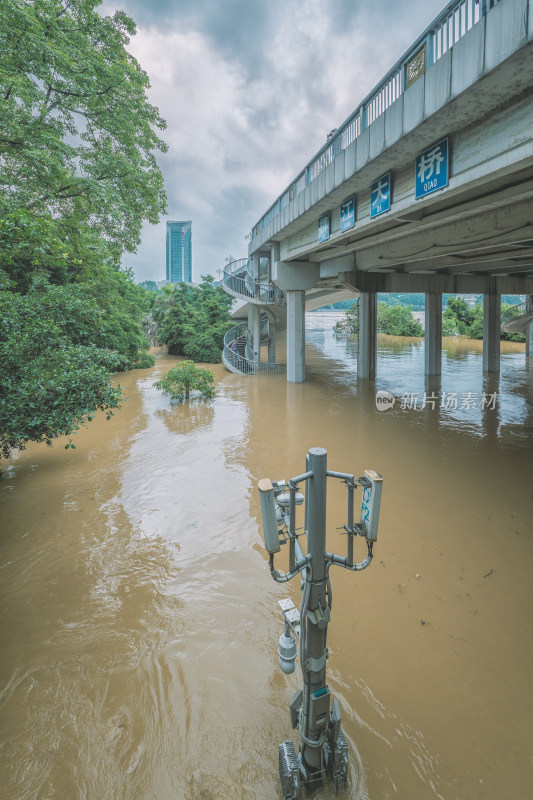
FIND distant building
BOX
[166,220,192,283]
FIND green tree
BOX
[443,297,475,335]
[153,277,233,362]
[333,300,358,335]
[0,277,123,462]
[0,0,167,263]
[154,362,215,403]
[377,302,424,336]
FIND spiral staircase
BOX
[501,300,533,338]
[222,258,287,375]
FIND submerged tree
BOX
[154,362,215,403]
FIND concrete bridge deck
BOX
[242,0,533,381]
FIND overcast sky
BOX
[100,0,447,283]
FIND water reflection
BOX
[156,399,215,435]
[306,312,532,441]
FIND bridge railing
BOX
[501,301,528,327]
[251,0,502,242]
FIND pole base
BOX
[279,741,299,800]
[279,728,349,798]
[325,729,349,793]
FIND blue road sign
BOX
[340,196,355,232]
[370,173,391,218]
[318,213,330,243]
[415,138,449,199]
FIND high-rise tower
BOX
[166,220,192,283]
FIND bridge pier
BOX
[286,290,306,383]
[272,260,320,384]
[483,292,501,373]
[425,293,442,376]
[358,292,377,380]
[526,297,533,358]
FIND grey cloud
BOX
[105,0,454,281]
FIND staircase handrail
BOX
[501,300,528,327]
[223,322,285,375]
[222,259,285,305]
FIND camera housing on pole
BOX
[258,448,383,798]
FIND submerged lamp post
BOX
[258,447,382,798]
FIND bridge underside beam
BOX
[341,271,533,296]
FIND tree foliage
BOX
[443,297,524,341]
[154,362,215,403]
[0,0,167,263]
[0,1,166,468]
[377,302,424,336]
[153,277,233,362]
[334,300,424,337]
[333,300,358,335]
[0,277,123,460]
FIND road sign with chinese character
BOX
[340,196,355,232]
[370,173,391,218]
[415,138,449,199]
[318,213,330,242]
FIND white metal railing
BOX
[432,0,485,61]
[251,0,502,241]
[223,322,286,375]
[366,70,402,127]
[501,300,528,327]
[222,260,285,305]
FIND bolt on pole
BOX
[258,447,383,799]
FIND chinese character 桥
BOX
[418,144,444,183]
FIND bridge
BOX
[222,0,533,381]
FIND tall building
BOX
[166,220,192,283]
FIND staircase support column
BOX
[267,315,277,363]
[248,304,261,362]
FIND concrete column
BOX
[358,292,377,380]
[248,303,261,362]
[526,296,533,358]
[286,290,305,383]
[251,252,260,278]
[267,316,277,362]
[483,292,501,373]
[424,292,442,376]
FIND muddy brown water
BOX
[1,314,532,800]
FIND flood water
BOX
[1,313,532,800]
